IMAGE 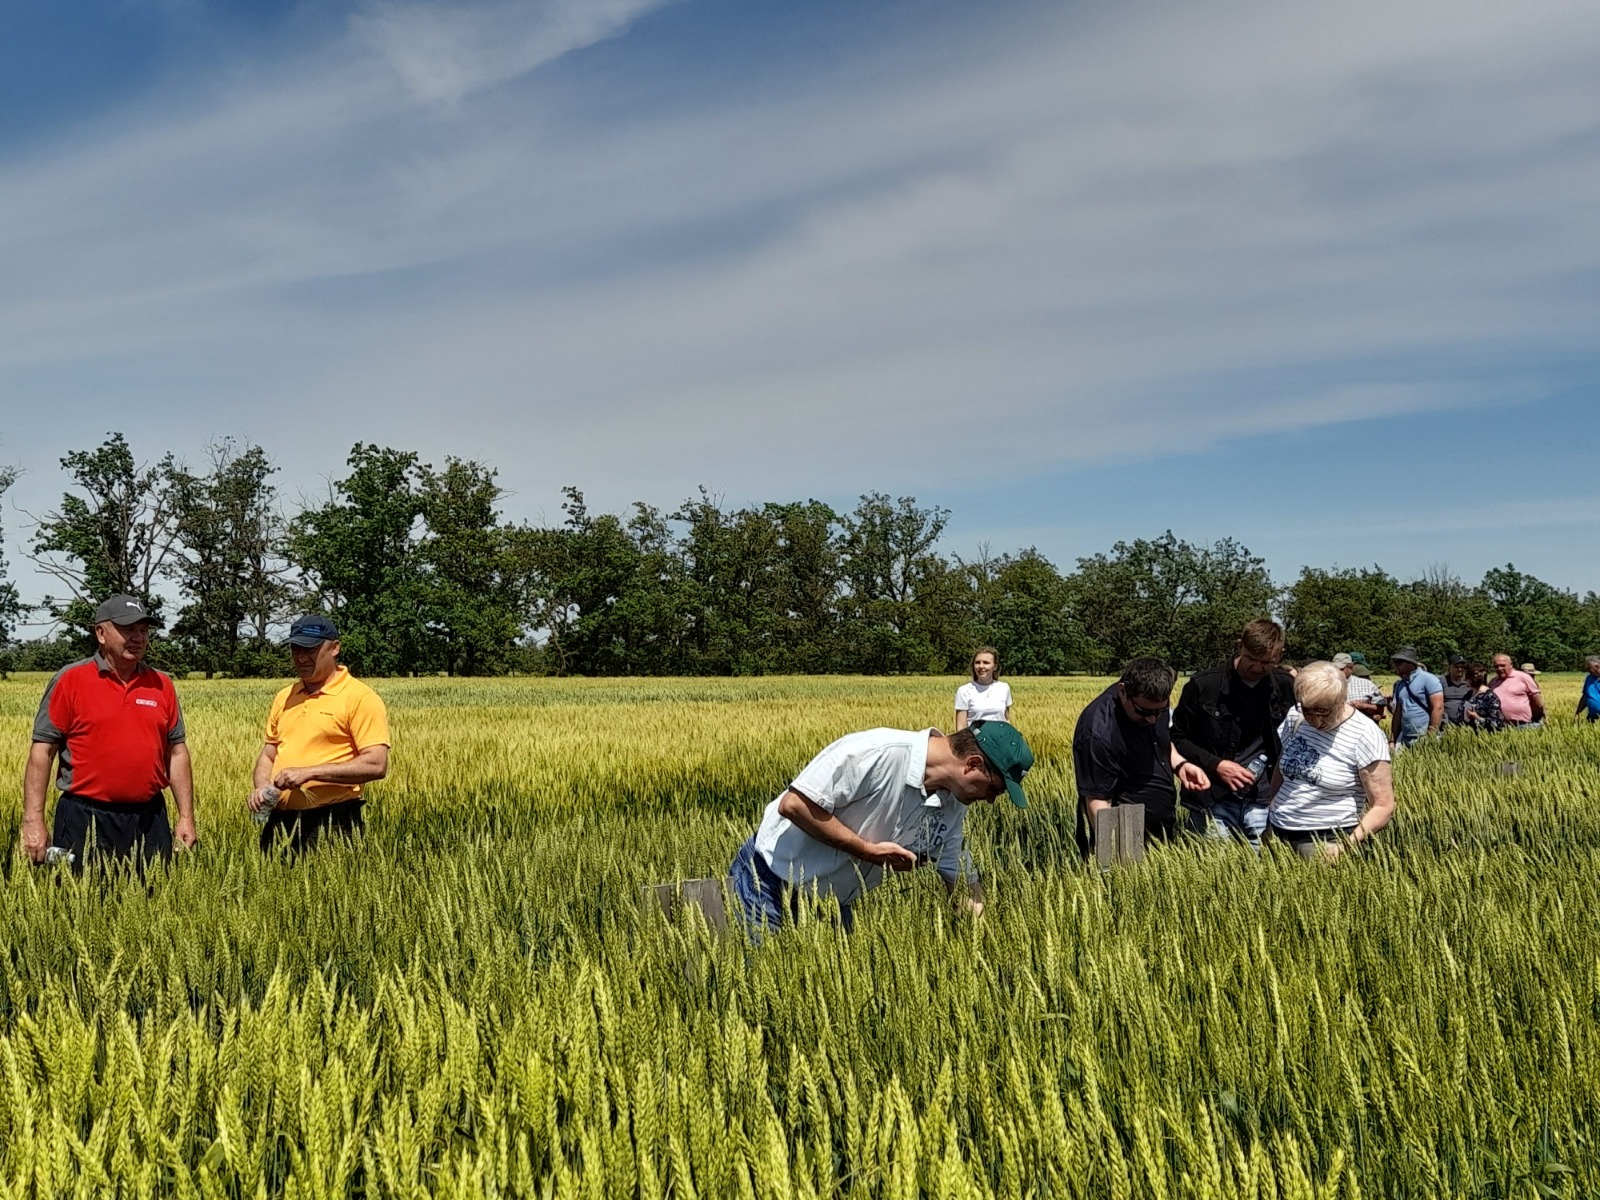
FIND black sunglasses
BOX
[1123,693,1166,720]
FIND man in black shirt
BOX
[1073,657,1210,853]
[1441,655,1474,726]
[1170,619,1295,849]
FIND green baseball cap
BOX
[970,720,1034,808]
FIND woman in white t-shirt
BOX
[1267,661,1394,860]
[954,647,1013,730]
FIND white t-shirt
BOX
[1270,708,1391,831]
[753,728,975,905]
[954,680,1012,724]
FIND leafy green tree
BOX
[418,459,527,675]
[1573,593,1600,659]
[1072,532,1277,671]
[164,441,291,677]
[839,494,958,674]
[1391,568,1506,668]
[0,463,21,676]
[518,489,689,676]
[287,445,429,676]
[1480,565,1583,669]
[966,548,1088,674]
[764,501,846,673]
[1282,567,1404,663]
[24,433,180,635]
[675,491,789,674]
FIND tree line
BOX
[0,434,1596,678]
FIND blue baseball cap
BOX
[287,615,339,647]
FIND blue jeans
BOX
[728,837,853,943]
[1188,798,1270,849]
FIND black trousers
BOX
[260,799,365,855]
[52,793,172,869]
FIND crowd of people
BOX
[16,595,1600,941]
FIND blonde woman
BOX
[954,647,1012,731]
[1266,661,1395,860]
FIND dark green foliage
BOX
[966,549,1089,675]
[10,437,1599,677]
[1284,564,1600,670]
[0,464,18,677]
[164,440,290,678]
[838,493,958,674]
[417,458,525,675]
[26,432,178,637]
[1071,532,1277,672]
[287,444,433,676]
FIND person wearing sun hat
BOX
[728,720,1032,938]
[1388,647,1443,748]
[248,614,391,854]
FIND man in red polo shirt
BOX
[21,594,198,868]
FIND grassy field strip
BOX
[0,674,1593,1198]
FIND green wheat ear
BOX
[0,675,1594,1195]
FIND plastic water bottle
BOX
[1234,753,1269,797]
[252,785,281,827]
[43,846,75,867]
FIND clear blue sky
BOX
[3,0,1597,625]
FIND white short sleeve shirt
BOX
[954,680,1012,724]
[752,728,975,904]
[1270,708,1391,831]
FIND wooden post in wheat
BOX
[1497,762,1522,777]
[1094,804,1146,868]
[642,878,730,933]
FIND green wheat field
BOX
[0,673,1596,1199]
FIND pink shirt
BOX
[1490,670,1542,723]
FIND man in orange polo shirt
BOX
[21,594,198,869]
[248,614,390,853]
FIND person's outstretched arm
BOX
[20,742,56,863]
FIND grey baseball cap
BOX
[93,594,161,627]
[1331,652,1354,668]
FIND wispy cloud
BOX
[351,0,669,104]
[1,0,1597,572]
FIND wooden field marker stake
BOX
[642,878,730,933]
[1094,804,1146,869]
[1498,762,1522,777]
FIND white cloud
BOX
[0,0,1597,551]
[351,0,670,104]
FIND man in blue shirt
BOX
[1388,646,1443,748]
[1578,656,1600,723]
